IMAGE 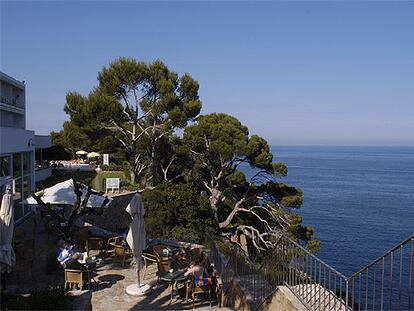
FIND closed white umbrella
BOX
[24,179,112,208]
[125,193,149,296]
[0,189,16,273]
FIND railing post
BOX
[346,278,349,311]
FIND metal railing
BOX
[224,246,275,308]
[207,233,413,311]
[347,234,413,311]
[252,235,350,310]
[207,237,227,277]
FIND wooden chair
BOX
[86,237,104,254]
[64,268,90,290]
[186,276,213,309]
[113,244,132,267]
[141,252,158,280]
[107,236,123,250]
[156,256,170,283]
[152,244,169,258]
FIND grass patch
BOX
[94,171,126,192]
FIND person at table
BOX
[184,259,204,279]
[56,239,88,269]
[170,249,187,271]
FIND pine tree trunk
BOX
[151,137,158,185]
[129,150,137,185]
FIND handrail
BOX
[349,233,414,278]
[346,233,413,311]
[205,232,413,311]
[279,234,348,280]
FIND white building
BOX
[0,71,52,224]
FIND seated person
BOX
[184,259,204,279]
[199,251,214,277]
[170,249,187,271]
[56,239,88,270]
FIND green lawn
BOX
[94,171,126,192]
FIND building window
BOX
[23,176,31,215]
[23,152,30,175]
[0,156,10,177]
[11,151,33,222]
[13,153,21,178]
[13,177,23,220]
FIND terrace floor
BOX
[4,216,232,310]
[92,254,231,310]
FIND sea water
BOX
[243,146,414,276]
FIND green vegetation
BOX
[36,170,96,191]
[51,57,319,254]
[53,58,201,184]
[142,182,216,244]
[95,171,126,192]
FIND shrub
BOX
[142,182,217,243]
[100,164,128,172]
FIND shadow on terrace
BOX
[2,211,231,311]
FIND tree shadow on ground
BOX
[128,284,218,310]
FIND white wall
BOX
[35,135,52,149]
[0,127,35,154]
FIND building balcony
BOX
[0,100,25,115]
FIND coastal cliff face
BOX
[84,192,135,234]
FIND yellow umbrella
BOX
[87,152,100,158]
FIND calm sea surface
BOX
[245,146,414,276]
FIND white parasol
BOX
[87,152,100,158]
[24,179,112,208]
[125,192,150,296]
[0,188,16,273]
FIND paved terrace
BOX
[4,216,232,310]
[92,253,231,311]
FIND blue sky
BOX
[1,1,413,145]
